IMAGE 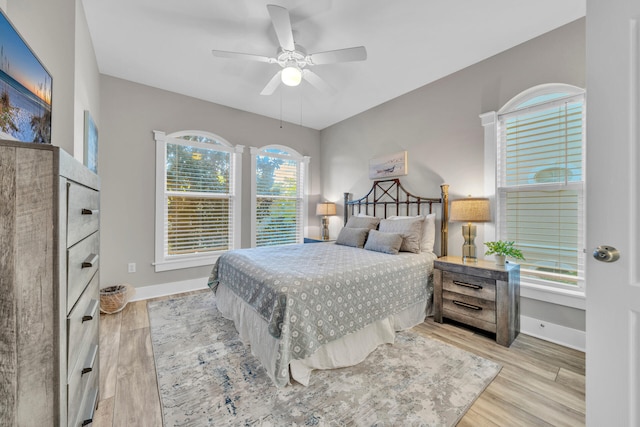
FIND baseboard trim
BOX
[520,315,585,352]
[129,277,209,302]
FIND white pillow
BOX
[422,213,436,253]
[387,213,436,253]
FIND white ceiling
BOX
[82,0,585,130]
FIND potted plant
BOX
[484,240,525,266]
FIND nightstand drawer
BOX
[443,290,496,324]
[442,271,496,301]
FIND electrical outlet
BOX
[128,262,136,273]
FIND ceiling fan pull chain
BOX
[280,89,283,129]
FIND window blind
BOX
[255,153,303,246]
[165,140,234,255]
[166,196,229,254]
[497,94,585,289]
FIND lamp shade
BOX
[316,202,337,216]
[449,198,491,222]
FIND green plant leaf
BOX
[484,240,525,260]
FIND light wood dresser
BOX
[433,256,520,347]
[0,140,100,426]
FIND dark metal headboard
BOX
[343,179,449,256]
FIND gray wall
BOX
[320,19,586,331]
[99,75,321,289]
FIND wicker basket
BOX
[100,284,134,314]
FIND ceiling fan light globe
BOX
[281,66,302,86]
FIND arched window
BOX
[482,84,586,295]
[250,145,309,247]
[154,130,243,271]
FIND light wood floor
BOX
[94,291,585,426]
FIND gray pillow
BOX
[364,230,403,255]
[345,216,381,230]
[335,227,369,248]
[378,217,423,254]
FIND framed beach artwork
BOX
[0,10,52,144]
[369,150,408,179]
[84,110,98,173]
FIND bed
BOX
[208,179,450,387]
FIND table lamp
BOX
[316,202,337,241]
[449,197,491,263]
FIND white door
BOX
[586,0,640,425]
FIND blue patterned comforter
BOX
[208,242,435,385]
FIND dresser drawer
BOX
[67,273,99,374]
[442,271,496,301]
[68,348,99,427]
[67,232,99,313]
[72,386,99,427]
[67,182,99,248]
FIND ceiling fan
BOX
[212,4,367,95]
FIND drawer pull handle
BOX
[82,299,99,322]
[453,300,482,311]
[82,208,99,215]
[82,344,99,376]
[82,253,99,268]
[81,387,99,426]
[453,280,482,290]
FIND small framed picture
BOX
[84,110,98,173]
[369,150,408,179]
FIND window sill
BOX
[520,281,585,310]
[153,253,221,272]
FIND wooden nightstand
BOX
[433,256,520,347]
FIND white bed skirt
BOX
[215,283,428,386]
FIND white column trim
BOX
[480,112,497,243]
[302,155,311,244]
[250,146,259,248]
[153,130,167,271]
[233,145,244,250]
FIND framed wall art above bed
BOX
[208,179,450,387]
[368,151,408,179]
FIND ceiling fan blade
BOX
[212,50,275,63]
[260,71,282,96]
[302,69,335,94]
[307,46,367,65]
[266,4,295,51]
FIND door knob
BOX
[593,245,620,263]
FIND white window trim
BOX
[480,83,586,309]
[250,144,310,248]
[153,130,244,272]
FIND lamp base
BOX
[321,217,330,241]
[461,223,478,263]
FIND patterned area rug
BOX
[148,292,501,426]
